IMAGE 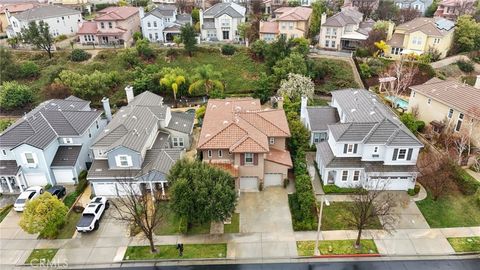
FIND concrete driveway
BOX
[381,192,430,230]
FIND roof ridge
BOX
[198,122,247,148]
[58,110,81,134]
[230,136,268,152]
[254,112,289,136]
[228,134,249,151]
[386,128,400,145]
[37,111,58,137]
[362,120,382,143]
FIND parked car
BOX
[14,186,44,212]
[47,185,66,199]
[76,197,109,233]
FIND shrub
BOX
[475,189,480,208]
[54,34,68,42]
[355,48,371,58]
[63,192,79,208]
[408,184,421,196]
[452,166,480,195]
[323,185,361,194]
[19,61,40,78]
[221,44,236,55]
[0,81,35,110]
[69,49,91,62]
[359,63,372,78]
[456,60,474,73]
[0,119,13,132]
[75,170,88,194]
[400,113,423,134]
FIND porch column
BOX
[160,182,165,196]
[149,181,155,201]
[16,176,23,192]
[6,177,13,193]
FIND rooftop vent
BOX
[132,115,137,120]
[205,134,211,138]
[212,104,217,109]
[370,111,376,115]
[223,120,228,125]
[353,91,358,94]
[351,109,356,112]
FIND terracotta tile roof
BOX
[198,98,290,153]
[95,6,139,21]
[410,79,480,118]
[265,147,293,167]
[0,3,38,14]
[259,21,279,34]
[77,21,97,34]
[78,21,126,35]
[207,162,239,177]
[274,6,312,21]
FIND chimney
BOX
[125,85,134,104]
[387,21,395,41]
[300,96,308,124]
[475,75,480,90]
[320,12,327,26]
[101,97,112,122]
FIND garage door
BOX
[92,182,117,196]
[24,173,48,186]
[239,177,258,192]
[53,169,75,184]
[264,173,283,187]
[367,177,413,191]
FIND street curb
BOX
[120,258,230,263]
[312,254,381,258]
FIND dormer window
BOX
[344,144,357,154]
[63,138,73,144]
[269,138,275,145]
[116,155,132,167]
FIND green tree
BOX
[309,0,327,39]
[188,64,224,96]
[0,81,35,110]
[173,35,182,47]
[19,61,40,79]
[6,37,19,49]
[21,21,54,58]
[400,113,424,134]
[425,0,439,17]
[191,8,200,24]
[272,52,308,82]
[56,70,120,100]
[253,73,274,104]
[159,67,186,101]
[168,159,237,226]
[0,119,14,132]
[131,65,162,94]
[237,22,251,41]
[180,23,197,57]
[289,37,310,56]
[265,35,290,70]
[454,15,480,53]
[0,48,18,83]
[132,31,143,43]
[135,38,155,59]
[19,192,68,238]
[277,73,315,100]
[285,109,310,157]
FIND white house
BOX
[302,89,423,191]
[7,5,82,38]
[141,5,192,43]
[200,2,246,41]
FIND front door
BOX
[222,31,229,40]
[102,36,108,44]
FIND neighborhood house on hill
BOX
[408,77,480,146]
[198,98,292,191]
[141,5,192,43]
[259,6,312,42]
[0,2,39,34]
[319,7,374,51]
[200,2,246,41]
[87,89,194,197]
[385,17,455,59]
[434,0,476,20]
[393,0,433,14]
[302,89,424,191]
[77,6,141,46]
[6,5,82,38]
[0,96,106,193]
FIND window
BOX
[391,47,403,55]
[2,149,6,156]
[281,22,286,30]
[326,28,331,35]
[412,91,416,98]
[117,155,130,167]
[347,144,354,153]
[24,153,35,164]
[448,108,454,119]
[427,98,431,105]
[433,38,440,44]
[325,40,330,47]
[108,22,112,28]
[455,113,464,132]
[412,36,422,45]
[269,138,275,145]
[331,40,336,48]
[207,150,212,158]
[245,153,254,164]
[63,138,73,144]
[100,22,105,29]
[313,133,326,143]
[173,137,184,147]
[342,171,348,181]
[96,121,99,129]
[397,149,407,160]
[345,143,357,154]
[218,150,223,157]
[153,21,157,27]
[149,33,153,40]
[288,22,294,30]
[353,171,360,181]
[154,33,158,40]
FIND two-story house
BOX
[0,2,39,34]
[200,2,246,41]
[385,17,455,59]
[141,5,192,43]
[319,7,374,51]
[434,0,476,20]
[77,6,141,46]
[0,96,106,193]
[6,5,83,38]
[259,6,312,42]
[408,77,480,146]
[304,89,423,191]
[393,0,434,14]
[198,98,292,192]
[87,89,194,197]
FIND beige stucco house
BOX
[259,6,312,42]
[198,98,292,191]
[385,17,455,59]
[408,77,480,146]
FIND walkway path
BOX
[306,152,324,195]
[430,55,480,72]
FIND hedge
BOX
[452,166,480,195]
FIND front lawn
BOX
[123,244,227,260]
[55,212,82,239]
[416,192,480,228]
[297,240,378,256]
[312,58,360,93]
[447,237,480,253]
[154,202,210,235]
[25,249,58,264]
[224,213,239,233]
[0,204,13,223]
[322,202,382,230]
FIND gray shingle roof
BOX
[148,5,176,18]
[306,107,339,131]
[167,112,194,134]
[0,160,20,176]
[14,5,80,21]
[51,146,81,167]
[176,14,192,25]
[316,141,334,166]
[320,155,419,173]
[322,8,362,27]
[329,122,376,142]
[203,3,245,18]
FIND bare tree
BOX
[343,181,397,248]
[417,150,456,200]
[111,178,165,253]
[396,8,421,24]
[466,107,480,156]
[452,131,470,165]
[352,0,378,19]
[383,55,418,108]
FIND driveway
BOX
[381,192,430,230]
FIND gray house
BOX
[0,96,107,193]
[87,88,194,197]
[393,0,434,14]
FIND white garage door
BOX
[53,169,75,184]
[264,173,283,187]
[239,177,258,192]
[92,182,117,196]
[24,173,48,186]
[367,177,413,191]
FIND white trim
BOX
[245,153,253,164]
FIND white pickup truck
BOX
[76,197,109,233]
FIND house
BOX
[319,7,374,50]
[48,0,92,14]
[307,89,423,190]
[263,0,287,15]
[434,0,476,20]
[259,6,312,42]
[300,105,340,145]
[77,6,141,46]
[87,88,195,197]
[199,2,246,41]
[6,5,83,38]
[385,17,455,59]
[0,96,107,194]
[0,2,39,34]
[393,0,433,14]
[343,0,379,12]
[141,5,192,43]
[198,98,292,191]
[408,77,480,146]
